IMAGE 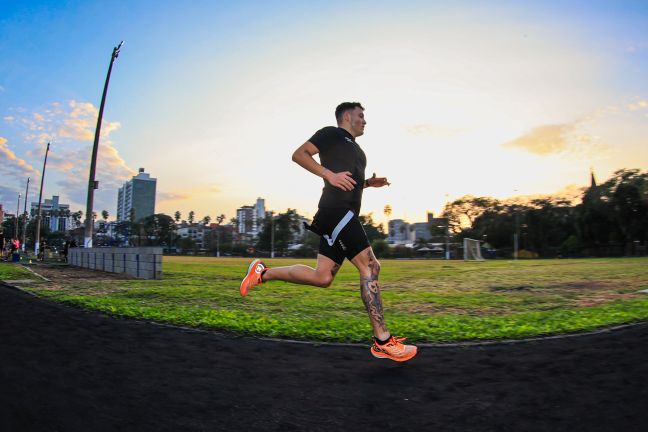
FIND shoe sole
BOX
[371,347,418,362]
[240,259,261,297]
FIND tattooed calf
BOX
[360,250,387,333]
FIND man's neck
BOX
[339,125,357,139]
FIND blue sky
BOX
[2,1,648,223]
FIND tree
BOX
[442,196,499,234]
[174,211,181,223]
[71,211,83,228]
[140,213,176,246]
[358,213,386,242]
[202,215,211,226]
[188,211,195,224]
[101,210,109,221]
[256,209,303,255]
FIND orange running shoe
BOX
[370,336,418,362]
[240,259,267,297]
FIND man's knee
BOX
[369,258,381,277]
[316,271,334,288]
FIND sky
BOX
[1,0,647,224]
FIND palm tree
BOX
[202,215,211,226]
[383,204,392,235]
[174,211,181,223]
[188,211,195,225]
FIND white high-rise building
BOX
[236,197,266,236]
[117,168,157,222]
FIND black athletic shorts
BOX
[304,208,370,265]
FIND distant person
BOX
[240,102,417,362]
[62,240,70,262]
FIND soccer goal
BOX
[463,238,484,261]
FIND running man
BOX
[240,102,417,362]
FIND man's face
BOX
[346,107,366,137]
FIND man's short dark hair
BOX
[335,102,364,124]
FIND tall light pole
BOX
[35,142,50,256]
[84,41,123,248]
[444,193,450,260]
[22,177,30,252]
[15,192,21,241]
[270,211,275,259]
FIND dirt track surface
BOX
[1,284,648,432]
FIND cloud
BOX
[502,124,575,155]
[626,42,648,53]
[0,184,19,203]
[0,136,38,178]
[4,116,14,123]
[6,100,135,212]
[405,123,466,139]
[158,191,191,202]
[57,100,121,142]
[627,100,648,111]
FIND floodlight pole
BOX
[84,41,123,248]
[514,210,520,260]
[21,177,30,252]
[270,211,275,259]
[444,193,450,260]
[35,142,50,256]
[15,193,21,240]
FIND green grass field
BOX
[4,256,648,343]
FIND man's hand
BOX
[324,170,357,191]
[365,173,390,188]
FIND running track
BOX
[1,284,647,431]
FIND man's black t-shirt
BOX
[309,126,366,214]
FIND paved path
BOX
[1,284,647,431]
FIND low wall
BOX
[68,247,163,280]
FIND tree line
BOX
[441,169,647,257]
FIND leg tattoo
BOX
[360,250,387,334]
[330,263,341,278]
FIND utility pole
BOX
[15,193,21,240]
[270,211,275,259]
[22,177,29,252]
[444,193,450,260]
[84,41,123,248]
[35,142,50,256]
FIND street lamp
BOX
[22,178,29,252]
[270,211,275,259]
[15,192,21,241]
[84,41,123,248]
[35,142,50,256]
[437,223,450,260]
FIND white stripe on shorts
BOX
[323,210,354,247]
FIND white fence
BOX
[68,247,163,280]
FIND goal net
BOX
[463,238,484,261]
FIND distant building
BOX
[117,168,157,222]
[388,219,411,244]
[388,213,448,245]
[30,195,71,232]
[176,224,209,249]
[236,198,265,237]
[0,204,4,225]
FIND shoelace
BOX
[383,336,408,352]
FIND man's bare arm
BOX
[292,142,356,191]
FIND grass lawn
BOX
[0,262,39,281]
[11,256,648,343]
